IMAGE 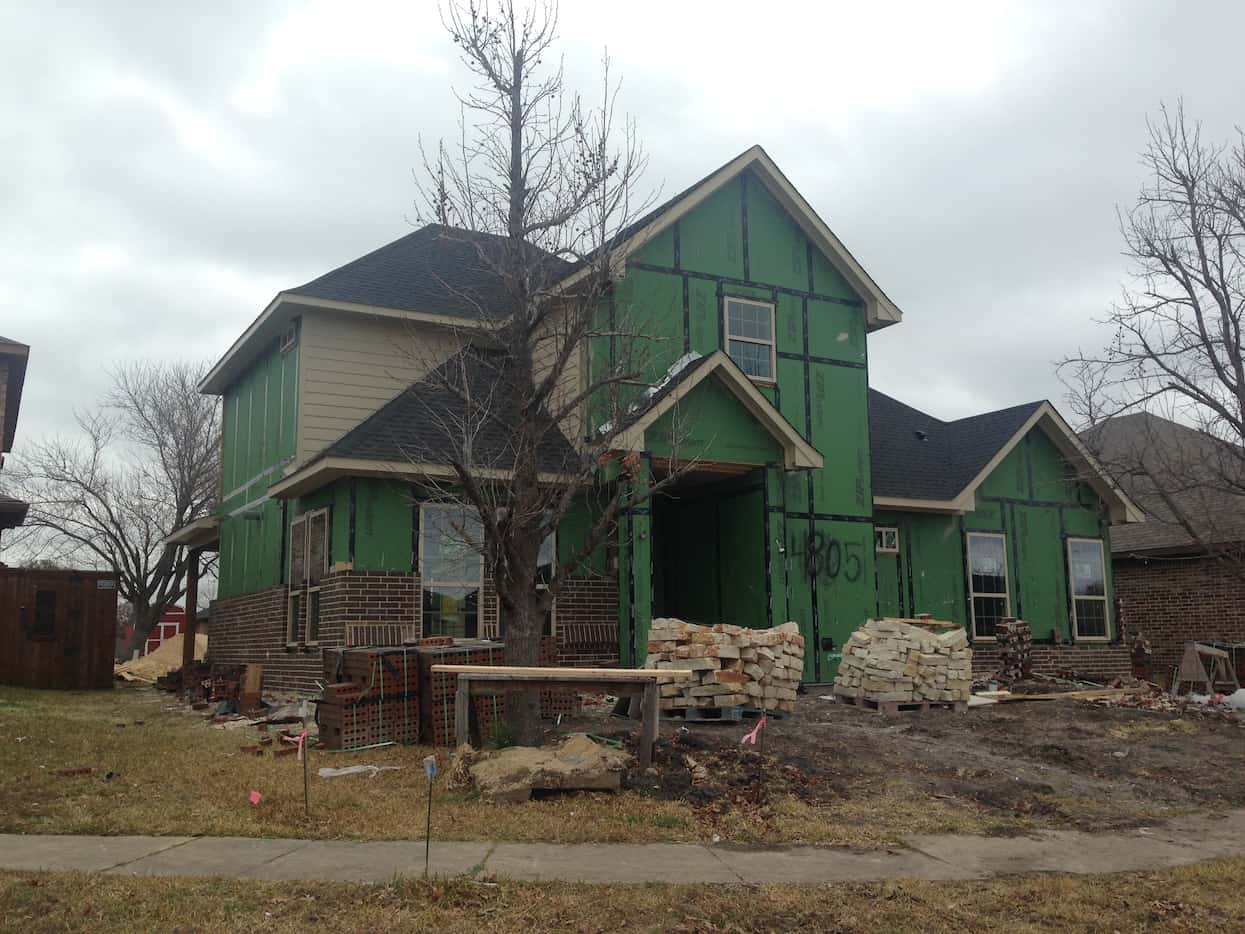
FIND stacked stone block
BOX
[834,618,972,705]
[645,618,805,714]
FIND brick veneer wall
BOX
[1113,555,1245,684]
[208,586,321,694]
[209,569,622,694]
[554,574,621,667]
[971,643,1131,682]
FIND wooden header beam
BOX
[430,664,692,681]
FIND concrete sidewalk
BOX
[1,809,1242,885]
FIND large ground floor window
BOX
[967,532,1010,640]
[420,504,483,638]
[1067,537,1108,640]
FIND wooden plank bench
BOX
[430,665,692,766]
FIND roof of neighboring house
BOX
[0,336,29,453]
[291,224,571,322]
[319,346,578,475]
[868,390,1044,502]
[0,493,29,531]
[1081,412,1245,555]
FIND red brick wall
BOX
[209,570,622,694]
[971,644,1130,682]
[208,586,322,694]
[1113,555,1245,683]
[554,574,621,667]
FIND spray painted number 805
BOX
[797,532,862,583]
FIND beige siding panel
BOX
[296,309,462,464]
[532,302,585,445]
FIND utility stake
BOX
[303,731,310,817]
[423,754,437,878]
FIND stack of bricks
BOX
[317,646,421,749]
[834,618,972,706]
[644,619,805,714]
[419,636,573,746]
[994,618,1033,683]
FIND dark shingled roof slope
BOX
[1082,412,1245,554]
[869,390,1044,501]
[320,346,577,474]
[291,225,570,321]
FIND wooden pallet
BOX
[740,706,791,720]
[834,694,966,714]
[661,705,745,722]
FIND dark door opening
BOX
[651,467,768,628]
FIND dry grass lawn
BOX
[2,860,1245,932]
[0,685,990,846]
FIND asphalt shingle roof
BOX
[291,225,570,321]
[1081,412,1245,554]
[868,390,1044,501]
[320,346,578,474]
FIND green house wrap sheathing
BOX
[875,429,1115,642]
[608,169,874,681]
[218,336,299,599]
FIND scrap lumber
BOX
[834,618,971,706]
[977,687,1143,703]
[644,619,805,714]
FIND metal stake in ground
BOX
[302,726,310,817]
[423,754,437,878]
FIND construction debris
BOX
[114,633,207,683]
[993,619,1033,683]
[644,619,805,714]
[317,765,403,779]
[834,618,972,709]
[464,733,633,802]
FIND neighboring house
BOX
[0,336,30,548]
[0,337,119,691]
[178,146,1140,693]
[1084,412,1245,683]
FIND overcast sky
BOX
[3,0,1243,450]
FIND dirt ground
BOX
[567,691,1245,841]
[2,683,1241,849]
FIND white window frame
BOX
[1067,536,1109,642]
[723,296,777,384]
[966,532,1010,642]
[287,507,329,646]
[419,503,485,639]
[874,526,899,555]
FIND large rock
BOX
[466,734,633,803]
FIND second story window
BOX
[724,297,776,382]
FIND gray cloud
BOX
[2,0,1243,453]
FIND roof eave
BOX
[0,341,30,453]
[873,495,967,514]
[268,456,577,500]
[612,350,823,470]
[162,515,221,551]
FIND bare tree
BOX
[403,0,693,744]
[7,360,220,654]
[1060,102,1245,569]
